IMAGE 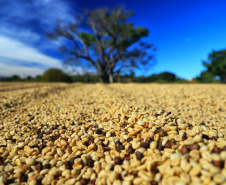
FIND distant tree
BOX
[35,75,44,82]
[132,71,176,83]
[10,75,21,81]
[196,71,214,83]
[42,68,71,82]
[158,72,176,82]
[47,6,155,83]
[27,76,32,79]
[203,49,226,83]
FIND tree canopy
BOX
[202,49,226,83]
[43,68,71,82]
[47,6,155,83]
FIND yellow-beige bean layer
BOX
[0,83,226,185]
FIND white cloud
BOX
[0,35,63,77]
[0,60,44,77]
[0,0,75,49]
[0,0,82,78]
[0,35,62,68]
[0,35,88,77]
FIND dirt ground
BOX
[0,83,226,185]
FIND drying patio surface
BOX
[0,83,226,185]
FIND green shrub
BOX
[42,68,72,82]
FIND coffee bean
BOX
[127,137,133,142]
[136,152,144,160]
[212,160,224,169]
[181,145,190,154]
[164,141,173,148]
[158,140,164,151]
[5,179,14,185]
[20,173,28,182]
[211,147,222,154]
[147,137,154,143]
[80,178,89,185]
[140,142,149,149]
[190,144,200,150]
[88,179,96,185]
[87,158,94,168]
[127,145,135,154]
[159,129,165,137]
[43,163,51,169]
[143,122,149,128]
[114,157,123,165]
[65,161,72,169]
[110,132,116,137]
[96,129,102,134]
[202,134,209,140]
[182,132,187,141]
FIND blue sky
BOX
[0,0,226,79]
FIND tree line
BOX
[0,69,202,83]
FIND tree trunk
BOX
[118,72,121,83]
[109,73,113,83]
[221,75,226,83]
[100,72,109,83]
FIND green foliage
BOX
[0,71,190,83]
[157,72,176,82]
[203,49,226,83]
[0,75,21,82]
[133,72,176,83]
[71,75,100,83]
[34,75,45,82]
[174,78,190,83]
[79,33,95,46]
[196,71,215,83]
[42,68,72,82]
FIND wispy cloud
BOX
[0,0,75,43]
[0,36,62,67]
[0,58,44,77]
[0,35,64,77]
[0,0,77,77]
